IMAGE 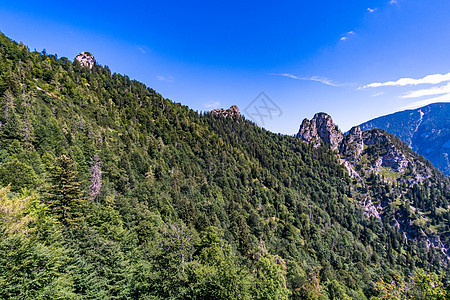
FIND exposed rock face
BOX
[297,113,343,151]
[297,113,433,183]
[340,126,364,162]
[75,52,95,69]
[210,105,241,118]
[361,130,409,172]
[298,112,447,258]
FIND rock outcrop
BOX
[210,105,241,118]
[298,112,446,258]
[340,126,364,162]
[75,52,95,69]
[297,113,433,183]
[297,113,343,151]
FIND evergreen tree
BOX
[44,155,85,226]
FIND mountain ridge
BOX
[359,102,450,176]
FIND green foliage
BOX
[374,271,447,300]
[0,159,39,191]
[0,32,448,298]
[251,253,290,300]
[44,155,85,226]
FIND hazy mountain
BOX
[359,103,450,176]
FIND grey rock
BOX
[297,112,343,151]
[75,52,95,69]
[210,105,241,118]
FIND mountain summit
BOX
[297,112,343,151]
[209,105,241,118]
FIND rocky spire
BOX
[297,112,343,151]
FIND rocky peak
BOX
[297,112,343,151]
[210,105,241,118]
[348,125,362,136]
[75,52,95,69]
[297,114,433,183]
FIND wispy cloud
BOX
[400,94,450,110]
[304,76,340,86]
[156,74,174,82]
[267,73,340,86]
[401,83,450,98]
[390,0,398,4]
[361,72,450,88]
[367,8,376,13]
[362,72,450,110]
[136,46,149,54]
[372,91,385,97]
[204,101,220,109]
[340,30,355,41]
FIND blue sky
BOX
[1,0,450,133]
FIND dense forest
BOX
[0,32,448,299]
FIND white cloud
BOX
[361,72,450,88]
[400,82,450,109]
[401,83,450,98]
[340,30,355,41]
[372,91,385,97]
[156,74,174,82]
[137,46,149,54]
[401,94,450,109]
[306,76,340,86]
[390,0,398,4]
[367,8,376,13]
[267,73,340,86]
[267,73,301,80]
[204,101,220,108]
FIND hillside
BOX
[298,113,449,258]
[0,32,449,299]
[359,103,450,176]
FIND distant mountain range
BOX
[359,103,450,176]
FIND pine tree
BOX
[44,155,85,226]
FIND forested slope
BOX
[0,32,448,299]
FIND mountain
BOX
[298,113,448,257]
[359,103,450,176]
[298,113,439,183]
[0,32,449,299]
